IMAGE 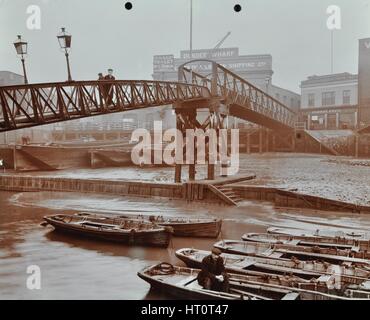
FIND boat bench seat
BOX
[287,240,301,245]
[75,221,118,228]
[234,259,256,269]
[282,292,300,300]
[262,250,284,259]
[317,275,332,282]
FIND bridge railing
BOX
[180,62,297,129]
[0,80,209,132]
[215,64,296,128]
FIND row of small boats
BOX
[138,227,370,300]
[138,263,370,300]
[42,212,223,248]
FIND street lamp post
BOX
[13,35,29,84]
[57,27,73,82]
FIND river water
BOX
[1,187,370,300]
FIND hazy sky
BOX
[0,0,369,92]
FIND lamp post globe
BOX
[57,27,73,82]
[13,35,29,84]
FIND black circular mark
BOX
[234,4,242,12]
[125,2,133,10]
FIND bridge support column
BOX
[175,115,183,183]
[175,165,182,183]
[174,108,200,183]
[247,134,251,154]
[292,133,296,152]
[259,128,263,154]
[173,106,226,183]
[208,163,215,181]
[189,164,196,181]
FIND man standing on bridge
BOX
[197,248,229,293]
[103,69,116,105]
[104,69,116,81]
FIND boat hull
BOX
[44,217,172,248]
[138,264,357,300]
[176,249,370,286]
[159,220,222,238]
[250,231,370,252]
[214,240,370,266]
[138,272,227,300]
[138,265,241,300]
[80,213,223,238]
[176,249,323,280]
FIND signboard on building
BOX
[174,54,272,73]
[152,48,273,86]
[180,48,239,60]
[358,38,370,126]
[153,55,175,72]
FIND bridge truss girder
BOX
[0,80,209,132]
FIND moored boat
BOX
[176,248,370,285]
[43,214,173,248]
[214,240,370,266]
[138,263,259,300]
[130,215,222,238]
[77,212,222,238]
[344,289,370,299]
[138,263,364,300]
[268,227,370,242]
[243,233,370,252]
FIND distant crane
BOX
[207,32,232,59]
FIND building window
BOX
[308,94,315,107]
[343,90,351,105]
[322,92,335,106]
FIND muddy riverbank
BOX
[2,153,370,206]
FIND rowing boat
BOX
[214,240,370,266]
[268,227,370,242]
[344,289,370,299]
[77,213,222,238]
[43,214,173,248]
[176,248,370,285]
[138,263,365,300]
[138,263,260,300]
[243,233,370,252]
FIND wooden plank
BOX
[234,259,256,269]
[287,239,301,245]
[282,292,300,300]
